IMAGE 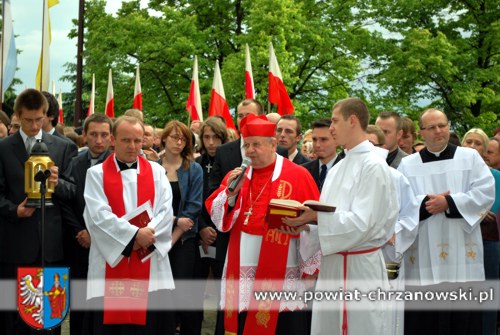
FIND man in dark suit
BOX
[276,114,310,165]
[375,111,408,168]
[0,89,77,334]
[41,91,77,147]
[302,119,343,191]
[60,113,113,335]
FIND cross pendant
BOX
[206,162,213,173]
[243,208,252,225]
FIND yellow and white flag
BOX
[35,0,59,91]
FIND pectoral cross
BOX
[206,162,213,173]
[243,208,252,225]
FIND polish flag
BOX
[208,60,236,130]
[186,56,203,121]
[58,88,64,124]
[245,44,255,99]
[87,73,95,116]
[268,42,294,115]
[133,65,142,110]
[105,69,115,118]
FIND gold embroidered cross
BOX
[438,243,449,260]
[465,241,477,260]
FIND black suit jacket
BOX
[52,129,80,153]
[292,151,311,165]
[60,150,111,273]
[0,132,77,264]
[301,154,344,191]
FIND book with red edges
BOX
[122,201,155,262]
[266,199,335,230]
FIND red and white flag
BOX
[106,69,115,118]
[186,56,203,121]
[87,73,95,116]
[268,42,294,115]
[208,60,236,130]
[133,64,142,110]
[58,88,64,124]
[245,44,255,99]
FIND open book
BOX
[123,201,155,262]
[269,199,336,213]
[266,199,335,229]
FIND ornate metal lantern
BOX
[25,139,55,208]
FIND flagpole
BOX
[39,0,46,91]
[0,0,6,109]
[74,0,85,126]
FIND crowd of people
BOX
[0,89,498,335]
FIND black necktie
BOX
[117,160,137,171]
[319,164,327,190]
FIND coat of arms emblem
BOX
[17,267,70,329]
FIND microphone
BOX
[228,157,252,192]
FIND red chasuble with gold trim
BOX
[102,154,155,325]
[206,157,320,335]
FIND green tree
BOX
[68,0,365,128]
[355,0,500,134]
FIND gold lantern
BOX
[25,139,55,208]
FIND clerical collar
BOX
[115,157,138,171]
[419,144,457,163]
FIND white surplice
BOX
[397,146,495,286]
[83,158,175,299]
[311,141,399,335]
[383,167,420,335]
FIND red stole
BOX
[102,154,155,325]
[224,161,298,335]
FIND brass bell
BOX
[24,139,55,208]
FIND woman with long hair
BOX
[160,120,203,334]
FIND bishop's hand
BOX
[226,167,244,197]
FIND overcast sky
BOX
[10,0,149,94]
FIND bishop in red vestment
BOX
[206,114,320,335]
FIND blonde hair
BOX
[462,128,489,150]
